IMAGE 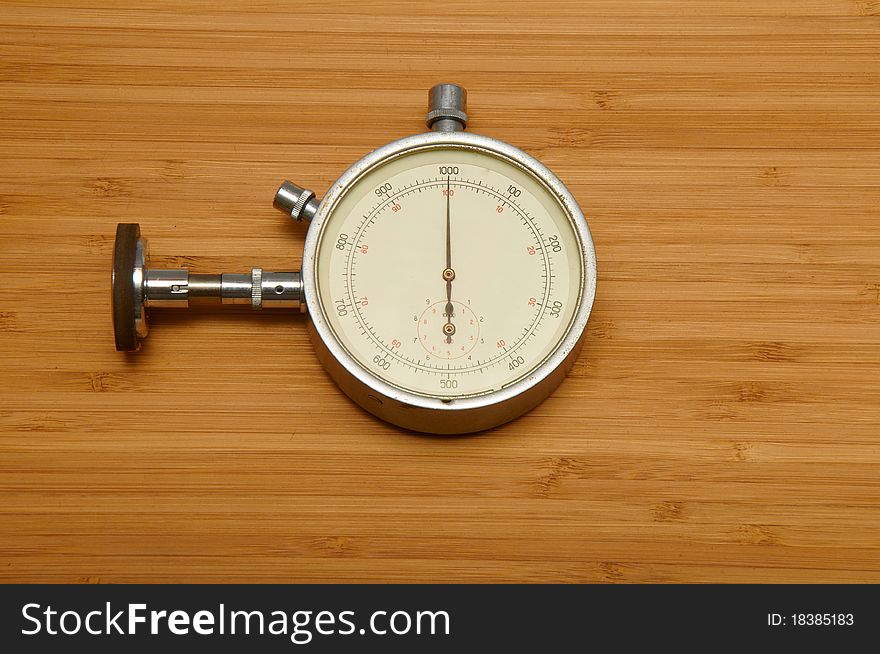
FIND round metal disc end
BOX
[112,223,147,351]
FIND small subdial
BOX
[417,300,480,360]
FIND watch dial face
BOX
[316,146,584,399]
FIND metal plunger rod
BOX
[144,268,304,311]
[111,224,310,351]
[143,178,322,311]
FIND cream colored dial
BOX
[316,146,583,399]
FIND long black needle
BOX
[444,176,454,344]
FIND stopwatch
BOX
[111,84,597,433]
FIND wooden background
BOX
[1,0,878,583]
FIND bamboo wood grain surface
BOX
[1,0,879,583]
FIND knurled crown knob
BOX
[274,181,318,222]
[426,83,468,132]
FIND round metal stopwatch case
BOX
[110,84,596,434]
[303,134,596,432]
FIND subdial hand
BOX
[442,176,456,344]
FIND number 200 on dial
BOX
[315,146,585,399]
